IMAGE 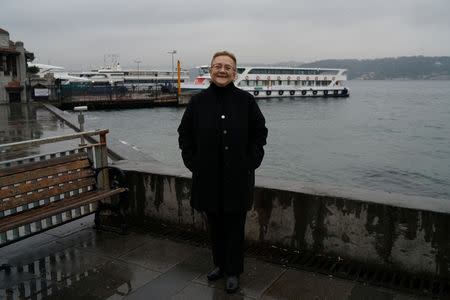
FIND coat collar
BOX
[209,82,235,93]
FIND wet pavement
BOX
[0,215,431,300]
[0,103,77,162]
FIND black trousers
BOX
[206,212,247,276]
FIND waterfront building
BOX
[0,28,33,103]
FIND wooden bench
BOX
[0,151,128,247]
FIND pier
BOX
[32,85,194,110]
[41,84,181,110]
[1,103,449,299]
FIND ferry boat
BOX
[70,62,189,91]
[182,66,349,98]
[27,63,91,85]
[68,71,124,86]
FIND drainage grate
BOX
[135,221,449,299]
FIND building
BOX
[0,28,33,103]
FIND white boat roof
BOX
[27,63,64,73]
[199,65,345,71]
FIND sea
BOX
[2,80,448,200]
[75,80,450,200]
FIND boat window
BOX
[318,70,339,75]
[249,68,263,74]
[236,68,245,74]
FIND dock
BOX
[44,88,193,110]
[53,95,179,110]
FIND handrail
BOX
[0,129,109,151]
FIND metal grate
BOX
[136,220,449,299]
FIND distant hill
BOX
[295,56,450,80]
[188,56,450,81]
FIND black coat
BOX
[178,82,268,213]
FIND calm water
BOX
[81,81,450,200]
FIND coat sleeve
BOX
[177,97,196,172]
[248,95,268,170]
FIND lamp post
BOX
[134,59,141,93]
[168,50,176,91]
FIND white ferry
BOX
[69,62,189,91]
[68,71,124,86]
[74,63,188,90]
[182,66,349,98]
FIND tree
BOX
[27,65,40,74]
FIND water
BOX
[80,80,450,200]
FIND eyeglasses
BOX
[211,64,235,72]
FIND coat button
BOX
[223,130,227,134]
[224,146,229,150]
[221,115,225,119]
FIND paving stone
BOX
[2,236,109,273]
[57,228,149,259]
[119,236,200,272]
[40,258,161,299]
[260,269,354,300]
[194,257,286,298]
[125,248,211,300]
[349,285,430,300]
[172,282,255,300]
[44,214,95,238]
[0,218,435,300]
[0,231,60,260]
[0,274,60,299]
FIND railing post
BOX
[98,132,109,191]
[74,106,88,146]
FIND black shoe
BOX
[207,267,223,281]
[226,276,239,294]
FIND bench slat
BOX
[0,159,91,187]
[0,177,96,211]
[0,188,126,233]
[0,152,88,177]
[0,169,94,199]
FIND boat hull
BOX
[181,86,349,98]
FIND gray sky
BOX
[2,0,449,71]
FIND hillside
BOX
[296,56,450,80]
[188,56,450,81]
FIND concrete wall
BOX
[0,72,6,104]
[114,160,450,281]
[14,42,27,103]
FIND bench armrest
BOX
[94,166,128,191]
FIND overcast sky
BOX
[2,0,449,71]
